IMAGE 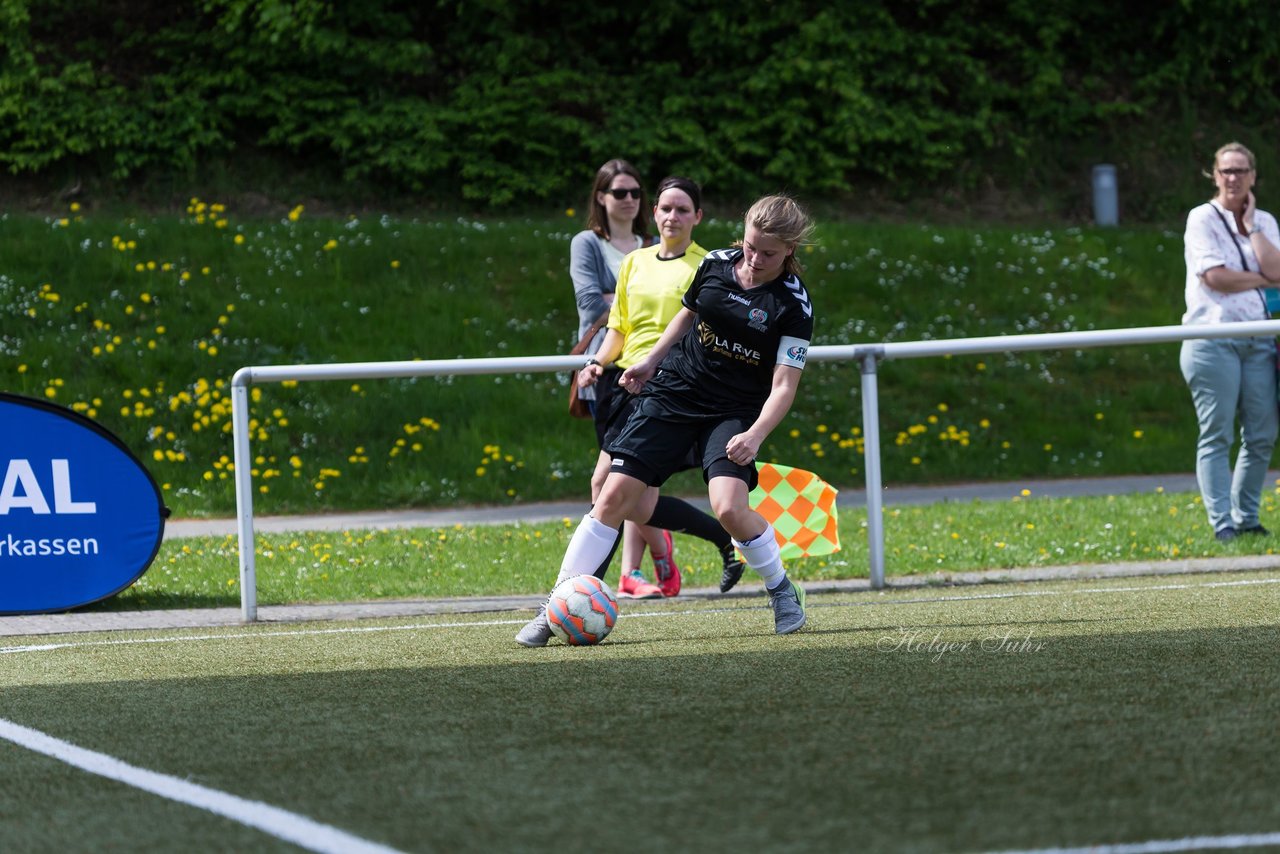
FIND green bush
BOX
[2,0,1279,216]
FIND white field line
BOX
[992,831,1280,853]
[0,718,406,854]
[1,575,1277,658]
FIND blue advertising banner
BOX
[1,393,168,614]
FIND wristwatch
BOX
[584,357,602,368]
[1248,223,1263,235]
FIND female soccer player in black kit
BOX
[517,195,815,645]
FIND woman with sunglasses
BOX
[571,160,651,404]
[518,194,815,646]
[1181,141,1280,541]
[569,172,748,601]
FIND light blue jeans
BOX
[1180,336,1279,532]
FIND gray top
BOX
[570,229,622,342]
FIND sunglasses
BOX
[605,188,642,200]
[1217,168,1252,177]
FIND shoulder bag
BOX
[567,311,609,419]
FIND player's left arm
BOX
[725,360,805,465]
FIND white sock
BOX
[733,524,786,590]
[556,514,621,585]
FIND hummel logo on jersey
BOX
[727,292,751,307]
[784,275,813,318]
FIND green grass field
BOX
[79,486,1280,612]
[5,203,1278,853]
[3,569,1277,853]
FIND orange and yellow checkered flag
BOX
[748,463,841,559]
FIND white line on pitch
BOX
[990,830,1280,853]
[0,717,405,854]
[1,574,1276,657]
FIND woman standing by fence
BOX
[1181,141,1280,541]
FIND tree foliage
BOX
[2,0,1278,212]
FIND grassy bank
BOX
[3,204,1194,519]
[88,487,1280,611]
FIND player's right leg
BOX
[708,475,806,635]
[618,521,663,599]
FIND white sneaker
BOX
[514,605,554,647]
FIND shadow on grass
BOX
[2,623,1277,853]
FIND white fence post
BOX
[230,369,258,622]
[858,348,887,589]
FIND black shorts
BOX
[604,396,759,490]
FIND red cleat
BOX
[652,530,682,597]
[617,568,664,599]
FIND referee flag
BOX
[748,463,841,559]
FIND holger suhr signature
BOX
[876,627,1046,663]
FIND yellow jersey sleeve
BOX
[608,243,706,369]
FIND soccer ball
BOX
[546,575,619,645]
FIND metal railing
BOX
[230,320,1280,621]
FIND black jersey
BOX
[644,248,813,418]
